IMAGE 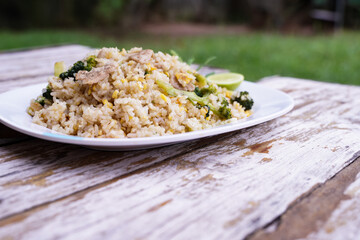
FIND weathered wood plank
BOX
[0,45,91,81]
[1,77,360,239]
[0,76,46,93]
[303,165,360,240]
[0,45,90,62]
[248,156,360,240]
[0,133,235,218]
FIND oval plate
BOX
[0,81,293,150]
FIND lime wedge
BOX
[207,72,244,90]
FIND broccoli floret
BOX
[85,55,97,70]
[156,79,231,119]
[202,99,231,120]
[194,84,217,97]
[35,96,46,106]
[217,99,232,119]
[231,91,254,110]
[35,85,53,106]
[42,85,52,100]
[59,56,97,80]
[59,61,84,80]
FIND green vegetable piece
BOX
[85,55,97,71]
[35,96,46,106]
[231,91,254,110]
[35,85,53,106]
[42,85,52,100]
[59,56,97,80]
[155,79,179,97]
[204,105,210,118]
[218,98,232,119]
[207,98,232,120]
[218,106,232,119]
[54,61,66,77]
[194,84,217,97]
[59,61,84,80]
[156,79,230,119]
[194,73,207,88]
[194,87,203,97]
[156,79,208,104]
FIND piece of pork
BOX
[97,49,107,58]
[76,64,116,84]
[128,49,154,64]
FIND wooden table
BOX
[1,45,360,240]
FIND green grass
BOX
[1,30,359,85]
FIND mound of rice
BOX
[28,47,251,138]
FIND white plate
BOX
[0,81,293,150]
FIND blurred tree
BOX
[147,0,228,23]
[95,0,125,25]
[0,0,358,30]
[120,0,152,28]
[348,0,360,27]
[244,0,312,29]
[226,0,251,23]
[0,0,98,29]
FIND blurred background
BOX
[0,0,359,85]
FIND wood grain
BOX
[248,156,360,240]
[1,74,360,239]
[0,133,235,218]
[305,169,360,240]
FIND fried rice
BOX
[28,47,251,138]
